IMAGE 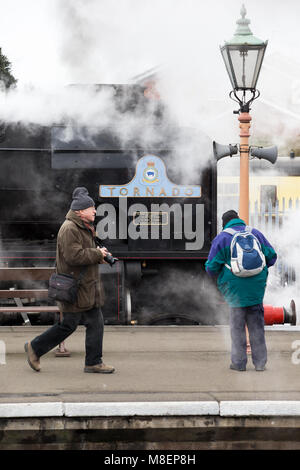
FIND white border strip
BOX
[64,401,219,417]
[1,401,300,418]
[0,402,63,417]
[220,401,300,416]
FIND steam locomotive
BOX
[0,84,220,326]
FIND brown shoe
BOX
[84,363,115,374]
[24,342,41,372]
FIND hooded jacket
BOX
[56,210,105,313]
[205,218,277,308]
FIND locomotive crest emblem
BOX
[143,161,159,183]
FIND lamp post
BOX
[220,4,268,223]
[219,5,268,354]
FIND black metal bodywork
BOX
[0,85,218,325]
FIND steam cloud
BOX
[0,0,300,157]
[264,208,300,323]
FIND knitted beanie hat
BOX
[70,187,95,211]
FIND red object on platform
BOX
[264,300,296,325]
[264,305,284,325]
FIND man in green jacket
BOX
[205,210,277,372]
[25,187,115,374]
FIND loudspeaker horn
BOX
[213,141,238,161]
[250,145,278,164]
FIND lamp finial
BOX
[241,4,246,19]
[235,4,252,36]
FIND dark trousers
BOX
[31,307,104,366]
[230,303,267,369]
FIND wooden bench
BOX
[0,267,70,356]
[0,267,58,323]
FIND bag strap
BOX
[77,266,88,284]
[53,219,93,283]
[54,261,88,284]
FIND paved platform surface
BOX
[1,324,300,406]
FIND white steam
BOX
[0,1,299,154]
[0,85,116,127]
[264,208,300,321]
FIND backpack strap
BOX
[224,225,251,235]
[223,227,237,235]
[223,228,236,271]
[223,227,243,271]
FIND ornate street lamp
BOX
[220,3,267,114]
[216,6,275,355]
[218,5,271,224]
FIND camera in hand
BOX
[104,252,118,266]
[95,236,118,267]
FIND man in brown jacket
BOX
[24,187,115,374]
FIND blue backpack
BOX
[223,226,266,277]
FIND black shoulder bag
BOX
[48,267,87,304]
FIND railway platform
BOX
[1,324,300,450]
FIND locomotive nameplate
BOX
[133,211,168,226]
[97,155,205,250]
[99,155,201,198]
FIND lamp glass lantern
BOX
[220,5,268,93]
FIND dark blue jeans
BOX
[31,307,104,366]
[230,303,267,369]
